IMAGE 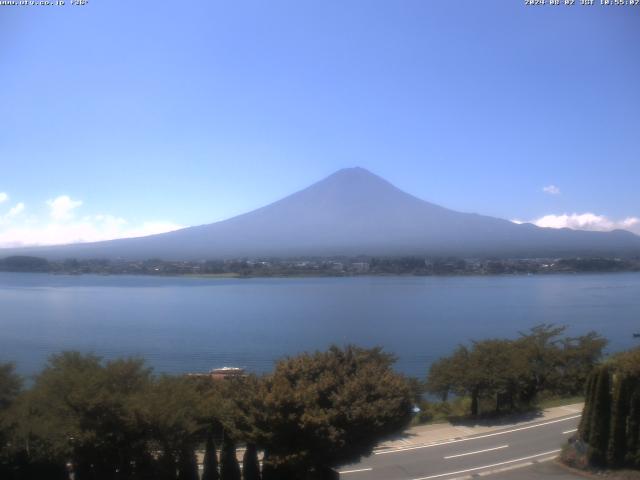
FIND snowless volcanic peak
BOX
[3,167,640,260]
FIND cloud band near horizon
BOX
[0,194,183,248]
[1,192,639,249]
[513,213,640,236]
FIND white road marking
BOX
[338,467,373,474]
[562,428,578,434]
[444,444,509,459]
[410,449,561,480]
[375,415,580,455]
[475,454,559,477]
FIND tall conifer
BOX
[177,447,199,480]
[579,372,597,443]
[220,434,241,480]
[607,375,631,467]
[242,443,261,480]
[202,433,219,480]
[625,389,640,468]
[587,367,611,467]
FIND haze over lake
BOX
[2,272,639,379]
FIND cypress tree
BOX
[219,434,241,480]
[157,450,178,480]
[177,446,199,480]
[134,451,159,480]
[470,387,479,417]
[202,433,219,480]
[242,443,261,480]
[625,388,640,468]
[260,451,276,480]
[587,366,611,467]
[74,458,94,480]
[579,372,597,443]
[607,374,631,467]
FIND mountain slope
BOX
[3,167,640,260]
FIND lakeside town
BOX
[1,255,640,277]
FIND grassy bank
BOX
[412,395,584,426]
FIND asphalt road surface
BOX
[488,461,585,479]
[339,413,581,480]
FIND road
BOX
[488,461,585,479]
[339,413,581,480]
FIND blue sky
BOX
[1,1,639,246]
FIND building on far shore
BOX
[351,262,370,273]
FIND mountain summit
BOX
[4,167,640,260]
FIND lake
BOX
[1,272,639,379]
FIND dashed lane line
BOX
[443,444,509,460]
[339,467,373,475]
[410,449,562,480]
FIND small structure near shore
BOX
[187,366,246,381]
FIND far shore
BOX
[2,269,640,281]
[2,253,639,279]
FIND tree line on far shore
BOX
[2,254,639,277]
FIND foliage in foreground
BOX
[575,347,640,470]
[254,346,413,478]
[425,324,606,416]
[0,345,413,480]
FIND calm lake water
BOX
[1,272,639,379]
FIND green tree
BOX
[625,390,640,468]
[254,345,413,477]
[587,366,611,467]
[607,374,632,467]
[425,347,468,402]
[219,434,241,480]
[136,374,216,480]
[557,332,607,396]
[578,371,597,443]
[515,324,566,403]
[427,325,606,418]
[242,443,261,480]
[177,446,199,480]
[0,363,21,411]
[0,363,23,480]
[575,347,640,470]
[157,450,178,480]
[16,352,153,479]
[202,432,219,480]
[427,340,529,416]
[468,339,527,413]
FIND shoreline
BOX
[1,269,640,280]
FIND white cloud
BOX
[0,217,184,248]
[7,202,25,218]
[122,221,186,239]
[513,213,640,236]
[542,185,561,195]
[0,193,7,203]
[0,202,26,226]
[46,195,83,221]
[0,195,184,248]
